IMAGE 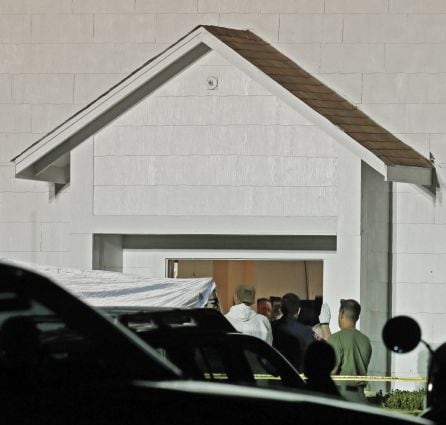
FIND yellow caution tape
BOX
[254,374,281,380]
[204,373,426,382]
[204,373,280,380]
[203,373,228,380]
[330,375,426,383]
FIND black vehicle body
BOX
[103,306,305,390]
[0,263,432,425]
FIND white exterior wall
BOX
[1,0,445,381]
[93,52,338,220]
[392,181,440,384]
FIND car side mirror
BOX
[382,316,421,354]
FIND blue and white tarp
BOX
[1,259,216,309]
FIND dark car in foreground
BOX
[0,262,432,425]
[103,306,306,391]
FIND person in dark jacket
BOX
[272,293,315,372]
[303,340,340,397]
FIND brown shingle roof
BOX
[203,25,431,169]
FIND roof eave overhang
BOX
[386,164,432,185]
[16,164,70,185]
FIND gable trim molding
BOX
[12,26,432,186]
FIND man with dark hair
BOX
[271,293,315,372]
[270,296,283,321]
[328,299,372,402]
[256,298,272,320]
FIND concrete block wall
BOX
[1,0,445,379]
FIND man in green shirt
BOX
[328,299,372,403]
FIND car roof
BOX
[100,306,237,333]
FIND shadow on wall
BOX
[417,348,429,377]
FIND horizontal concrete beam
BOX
[386,165,432,185]
[118,234,337,251]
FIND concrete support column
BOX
[69,137,94,269]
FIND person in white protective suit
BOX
[225,285,273,345]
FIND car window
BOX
[150,341,229,382]
[196,345,228,381]
[0,291,124,385]
[243,349,283,388]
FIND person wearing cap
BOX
[225,285,272,345]
[328,299,372,403]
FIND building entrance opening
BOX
[167,260,323,322]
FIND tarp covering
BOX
[1,259,216,309]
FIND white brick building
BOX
[1,1,445,387]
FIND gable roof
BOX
[13,25,432,185]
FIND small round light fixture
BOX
[206,76,218,90]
